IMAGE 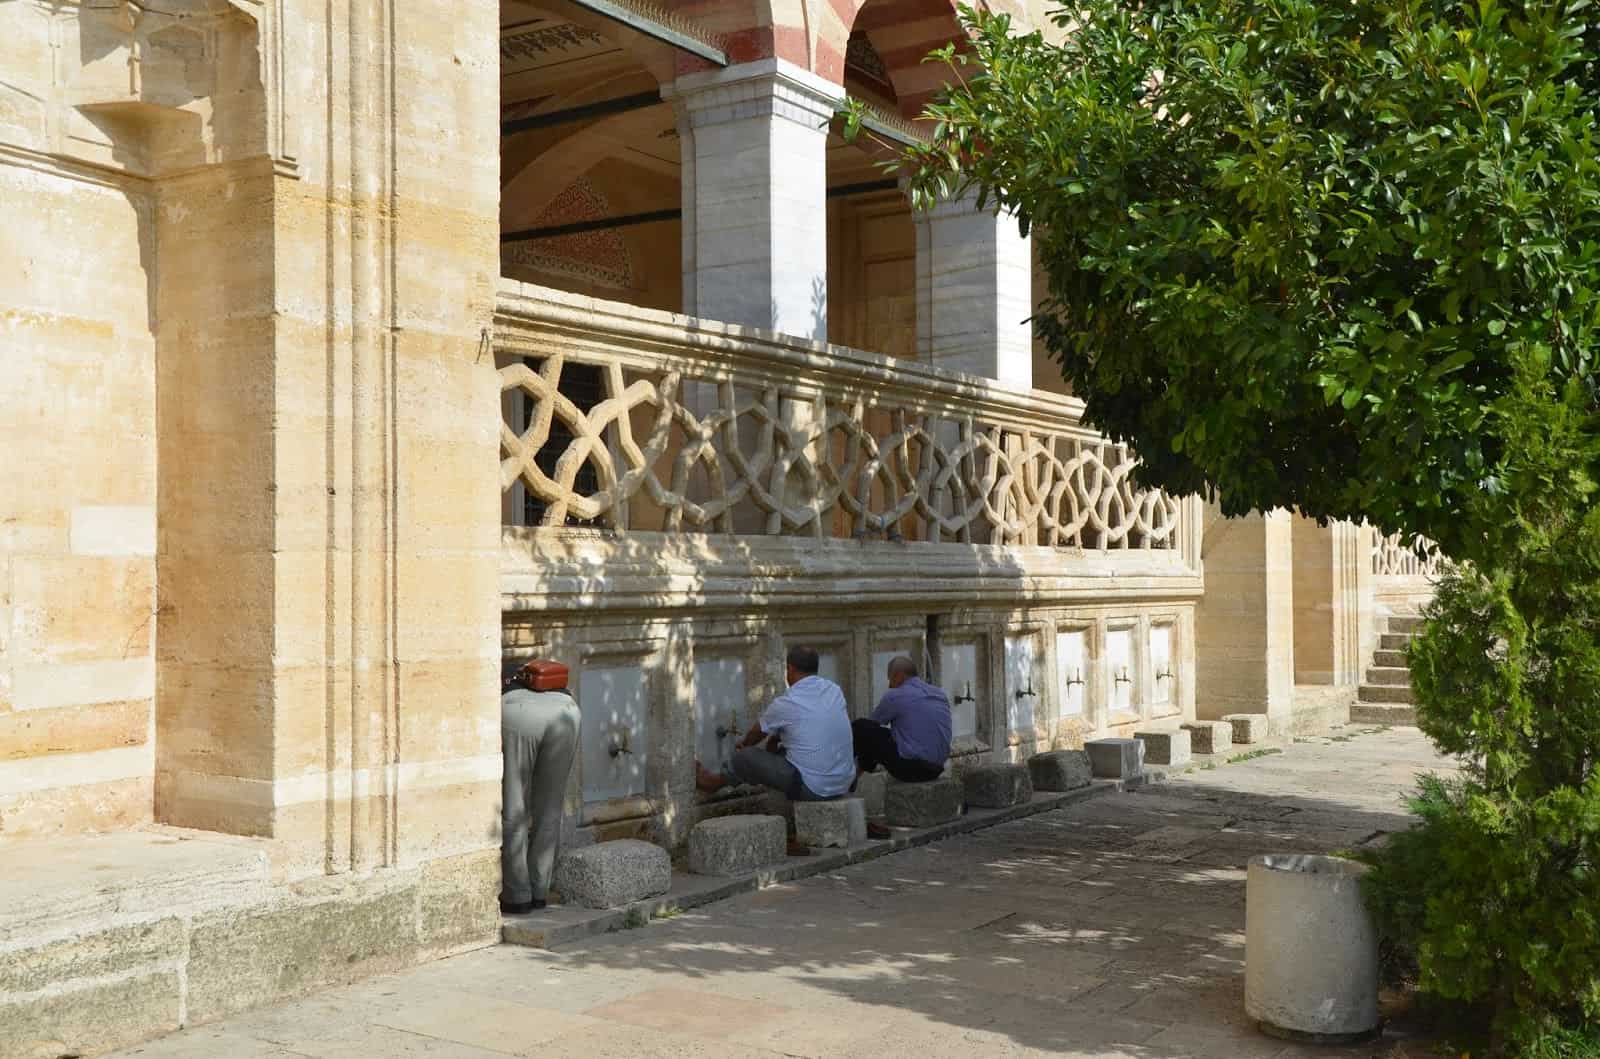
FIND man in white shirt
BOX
[694,645,855,803]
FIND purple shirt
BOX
[870,676,953,766]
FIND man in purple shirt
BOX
[852,656,952,785]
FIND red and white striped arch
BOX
[665,0,1031,116]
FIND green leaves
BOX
[883,0,1600,569]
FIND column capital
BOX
[666,58,845,129]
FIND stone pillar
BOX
[1194,507,1295,730]
[154,0,502,880]
[670,59,840,340]
[1292,518,1368,685]
[915,192,1033,387]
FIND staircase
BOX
[1350,615,1421,725]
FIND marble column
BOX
[670,59,841,340]
[915,192,1033,387]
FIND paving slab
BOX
[107,729,1455,1059]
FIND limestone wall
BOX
[0,6,163,838]
[2,0,503,883]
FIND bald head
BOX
[887,656,918,688]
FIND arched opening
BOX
[823,21,930,358]
[499,0,685,312]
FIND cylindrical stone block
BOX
[1245,854,1379,1041]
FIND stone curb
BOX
[501,772,1167,949]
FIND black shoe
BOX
[500,897,541,915]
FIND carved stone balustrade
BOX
[1371,531,1446,580]
[495,283,1200,613]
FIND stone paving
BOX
[107,727,1453,1059]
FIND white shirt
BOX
[759,675,856,798]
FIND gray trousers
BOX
[501,689,580,903]
[729,745,833,801]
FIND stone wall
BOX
[1,0,505,874]
[0,153,158,838]
[504,592,1198,852]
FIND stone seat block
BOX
[1027,749,1093,792]
[688,815,787,876]
[553,839,671,909]
[794,798,868,849]
[1222,714,1268,744]
[1135,728,1191,767]
[1181,721,1234,756]
[961,763,1033,808]
[884,776,963,828]
[1085,737,1144,779]
[854,770,888,819]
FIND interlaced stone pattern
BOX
[1371,531,1446,578]
[498,342,1181,551]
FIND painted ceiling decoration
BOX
[845,31,895,99]
[502,177,635,290]
[501,18,618,76]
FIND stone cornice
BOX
[666,58,846,128]
[502,531,1202,616]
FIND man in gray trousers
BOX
[500,659,580,915]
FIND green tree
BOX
[842,0,1600,1049]
[846,0,1600,567]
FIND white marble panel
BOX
[1150,625,1173,707]
[578,664,649,803]
[1057,630,1086,716]
[1004,634,1040,735]
[1107,628,1134,713]
[816,650,841,689]
[694,657,746,772]
[941,642,980,741]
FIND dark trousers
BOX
[852,718,943,782]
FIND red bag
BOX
[520,659,569,691]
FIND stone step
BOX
[1379,633,1415,651]
[553,839,671,909]
[688,815,787,876]
[0,829,270,943]
[1221,714,1268,744]
[885,776,964,828]
[794,799,867,849]
[1134,728,1192,767]
[961,763,1033,809]
[1027,750,1092,792]
[854,770,887,819]
[1349,703,1418,726]
[1387,616,1425,634]
[1373,649,1409,668]
[1180,721,1233,756]
[1365,666,1412,687]
[1359,683,1415,704]
[1085,737,1144,780]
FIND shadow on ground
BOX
[460,775,1434,1058]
